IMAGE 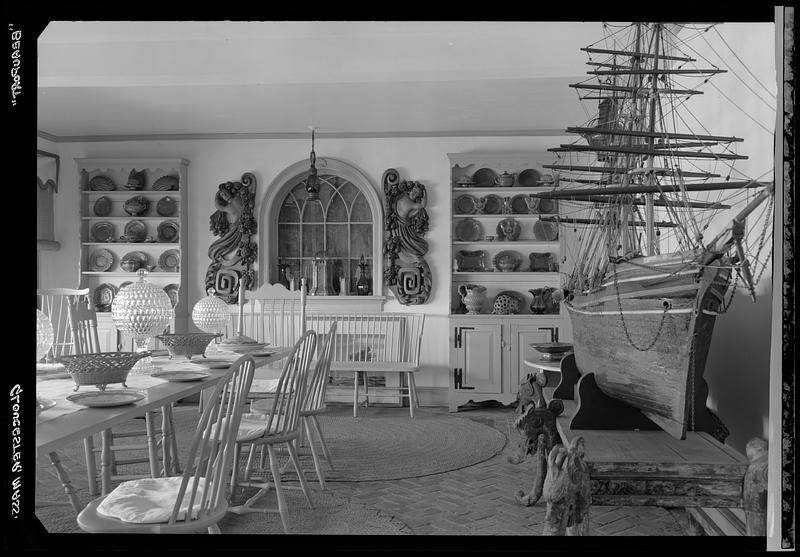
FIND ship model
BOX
[534,23,774,440]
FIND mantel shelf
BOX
[453,214,557,219]
[81,271,180,277]
[83,242,179,247]
[453,241,560,247]
[81,191,181,197]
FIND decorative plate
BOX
[66,389,146,408]
[159,249,181,272]
[197,360,233,369]
[251,349,279,357]
[496,217,521,241]
[509,194,529,215]
[121,251,149,273]
[151,370,210,382]
[455,218,483,242]
[533,219,559,241]
[156,196,176,217]
[538,198,558,214]
[123,196,150,216]
[456,250,486,272]
[480,194,503,215]
[163,283,179,307]
[492,290,524,315]
[153,175,179,191]
[91,221,116,243]
[518,168,542,187]
[123,220,147,242]
[157,221,179,243]
[93,196,113,217]
[529,252,555,272]
[493,250,522,272]
[472,168,499,188]
[93,283,118,312]
[89,175,116,191]
[217,342,268,354]
[88,248,114,272]
[454,194,477,215]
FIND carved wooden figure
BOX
[542,436,591,536]
[205,172,258,303]
[509,373,565,507]
[743,437,768,536]
[382,168,432,305]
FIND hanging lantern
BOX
[112,268,174,374]
[305,127,319,201]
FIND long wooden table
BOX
[36,349,291,514]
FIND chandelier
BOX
[305,127,319,201]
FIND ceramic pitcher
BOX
[458,284,487,315]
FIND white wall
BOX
[40,135,570,393]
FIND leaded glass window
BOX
[277,174,373,295]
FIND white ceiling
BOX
[37,21,604,138]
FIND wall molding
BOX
[37,129,570,143]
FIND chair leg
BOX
[303,417,325,489]
[407,372,419,418]
[267,444,290,533]
[230,442,242,493]
[100,429,113,496]
[83,436,99,496]
[286,440,314,508]
[352,372,359,418]
[144,411,160,478]
[208,524,221,534]
[242,442,256,483]
[363,373,370,407]
[163,404,181,474]
[310,415,335,471]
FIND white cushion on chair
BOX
[236,413,287,441]
[96,476,206,524]
[249,378,280,394]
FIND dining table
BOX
[36,348,292,515]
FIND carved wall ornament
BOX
[205,172,258,304]
[382,168,432,305]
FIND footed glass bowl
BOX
[155,333,222,360]
[530,342,574,361]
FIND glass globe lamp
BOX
[36,309,56,411]
[112,268,174,374]
[191,288,229,355]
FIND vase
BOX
[458,284,487,315]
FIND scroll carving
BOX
[205,172,258,304]
[382,168,432,305]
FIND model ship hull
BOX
[564,252,730,440]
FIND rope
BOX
[712,26,777,100]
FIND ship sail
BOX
[536,22,775,441]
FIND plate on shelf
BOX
[66,389,146,408]
[529,252,556,272]
[492,290,525,315]
[156,196,177,217]
[496,217,521,241]
[89,175,116,191]
[88,248,115,272]
[151,370,210,382]
[493,250,522,272]
[123,220,147,242]
[91,221,116,243]
[518,168,542,187]
[538,198,558,215]
[123,196,150,217]
[157,221,179,243]
[159,249,181,272]
[153,175,179,191]
[480,194,503,215]
[472,168,498,188]
[509,194,529,215]
[454,194,477,215]
[163,284,179,307]
[456,250,486,272]
[93,196,113,217]
[121,250,149,273]
[533,219,559,241]
[455,218,483,242]
[93,283,118,312]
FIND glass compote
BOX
[191,288,230,356]
[112,268,174,374]
[36,309,57,411]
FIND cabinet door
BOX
[508,324,559,389]
[460,323,503,393]
[95,313,121,352]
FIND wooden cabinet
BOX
[76,158,190,337]
[447,152,571,411]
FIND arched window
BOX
[259,158,384,301]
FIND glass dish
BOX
[93,196,113,217]
[91,221,116,243]
[157,221,179,243]
[493,250,522,272]
[156,196,176,217]
[123,220,148,242]
[88,248,115,272]
[159,249,181,272]
[66,389,146,407]
[456,250,486,272]
[121,250,149,273]
[454,194,477,215]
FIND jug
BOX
[494,171,515,187]
[458,284,487,315]
[529,287,556,314]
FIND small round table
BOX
[524,357,566,388]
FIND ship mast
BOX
[644,24,661,256]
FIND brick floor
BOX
[35,404,690,536]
